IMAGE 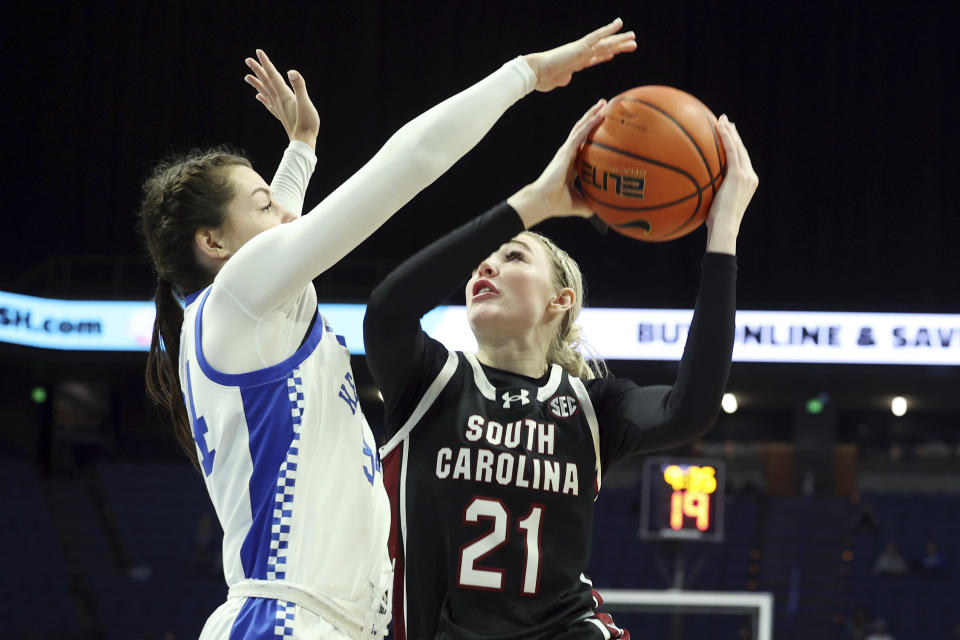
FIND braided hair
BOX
[137,148,250,467]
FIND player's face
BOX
[218,165,296,255]
[466,234,559,343]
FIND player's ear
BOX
[549,287,576,314]
[195,227,226,260]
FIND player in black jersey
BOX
[364,100,758,639]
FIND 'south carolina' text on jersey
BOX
[434,414,580,496]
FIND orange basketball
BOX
[576,86,726,242]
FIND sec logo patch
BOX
[547,394,579,420]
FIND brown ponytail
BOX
[147,278,194,464]
[138,148,251,468]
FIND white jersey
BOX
[173,55,536,639]
[181,290,392,637]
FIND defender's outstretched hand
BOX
[524,18,637,92]
[705,115,759,255]
[244,49,320,150]
[508,99,608,228]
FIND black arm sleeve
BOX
[587,252,737,469]
[363,202,524,438]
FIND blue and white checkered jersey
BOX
[179,287,392,636]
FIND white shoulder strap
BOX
[380,350,459,456]
[568,376,602,494]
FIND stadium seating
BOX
[9,448,960,639]
[1,453,78,637]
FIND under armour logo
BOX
[501,389,531,409]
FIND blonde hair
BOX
[522,231,608,380]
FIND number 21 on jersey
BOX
[457,497,544,595]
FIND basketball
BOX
[576,86,726,242]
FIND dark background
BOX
[3,0,958,312]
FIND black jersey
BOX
[364,202,737,640]
[382,349,605,640]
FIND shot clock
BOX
[639,457,725,542]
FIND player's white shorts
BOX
[200,597,355,640]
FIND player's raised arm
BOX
[506,98,609,228]
[216,21,636,319]
[242,49,322,218]
[244,48,320,151]
[704,115,759,255]
[524,17,637,91]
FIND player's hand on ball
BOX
[508,99,607,228]
[244,49,320,150]
[524,18,637,93]
[705,115,759,254]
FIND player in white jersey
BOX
[137,25,636,640]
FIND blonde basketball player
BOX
[364,104,757,639]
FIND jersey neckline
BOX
[462,352,565,402]
[192,286,325,388]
